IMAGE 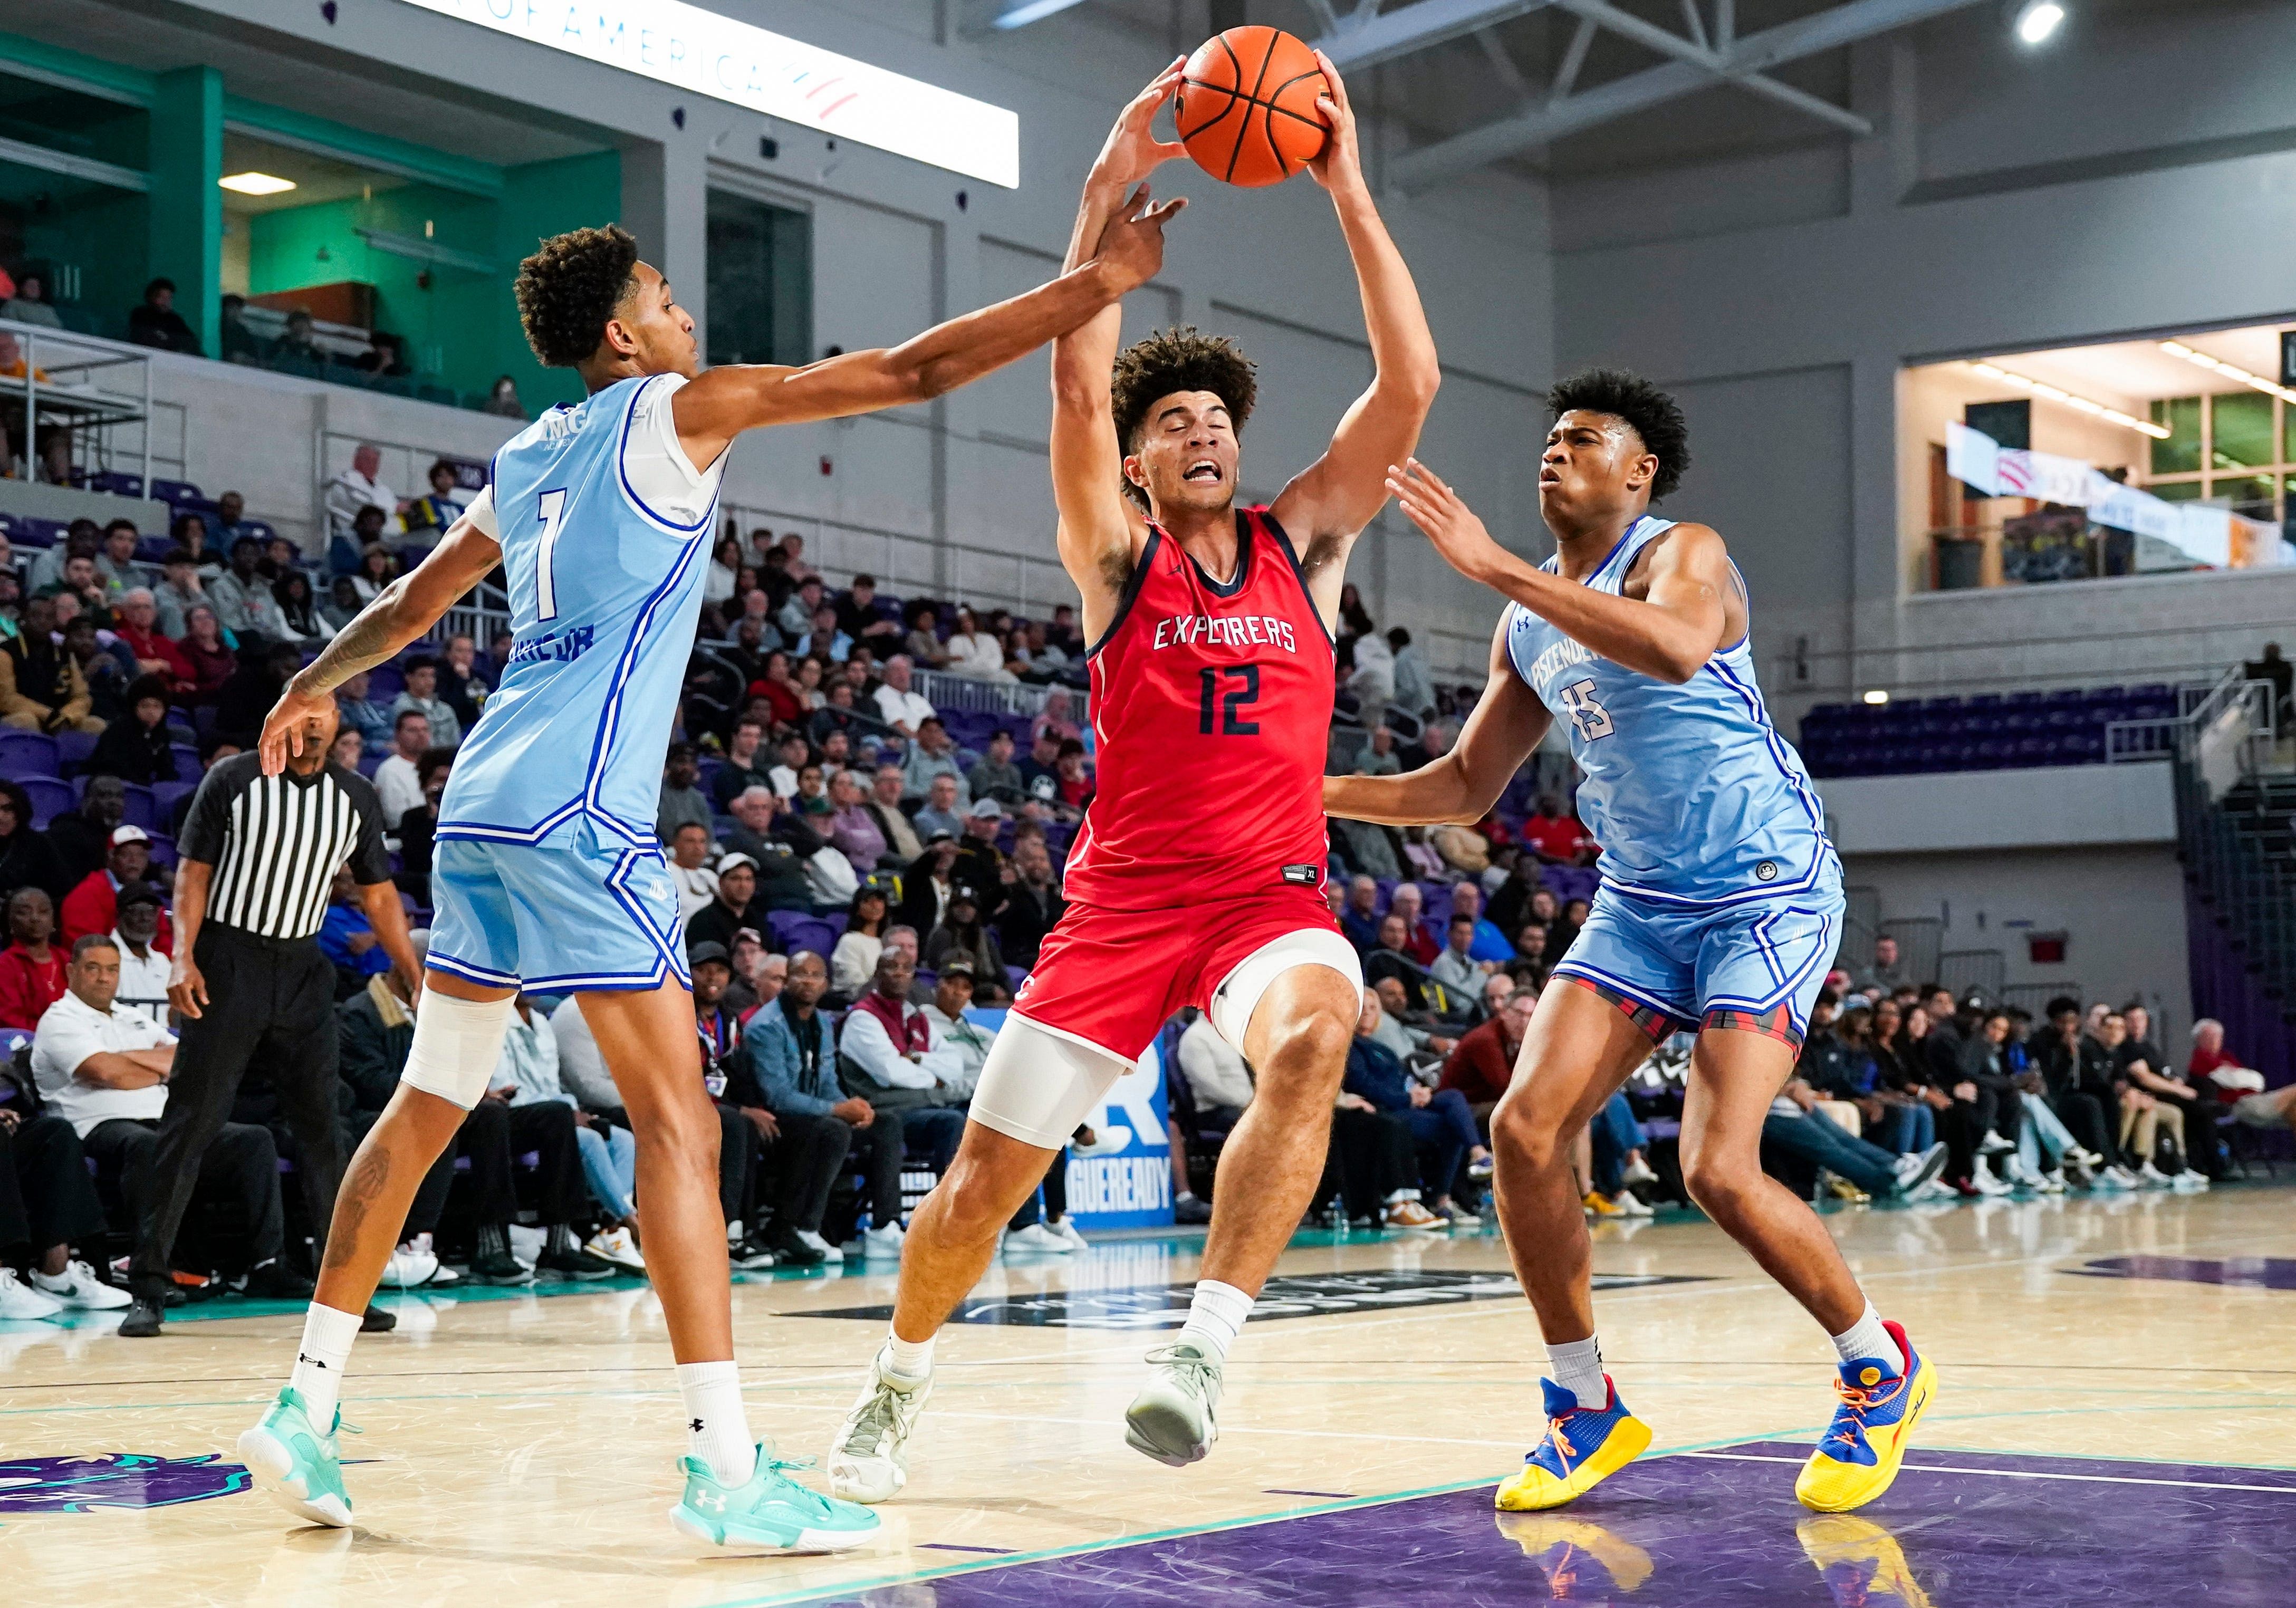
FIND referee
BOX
[121,698,419,1337]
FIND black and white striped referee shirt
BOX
[177,754,396,941]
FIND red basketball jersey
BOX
[1063,506,1335,911]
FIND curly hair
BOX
[1110,327,1257,508]
[1547,367,1690,502]
[514,225,640,368]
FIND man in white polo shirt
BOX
[32,932,305,1312]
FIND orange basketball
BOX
[1177,26,1329,188]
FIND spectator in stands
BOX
[1443,985,1534,1130]
[823,768,889,870]
[911,773,965,842]
[174,605,235,708]
[1345,993,1482,1224]
[1354,727,1401,777]
[687,853,760,952]
[2114,1004,2207,1183]
[994,836,1064,970]
[0,782,63,904]
[270,571,322,641]
[717,790,803,911]
[838,950,969,1254]
[332,669,393,753]
[323,444,398,552]
[387,654,460,746]
[0,1083,127,1315]
[1053,738,1093,816]
[0,887,66,1028]
[872,654,935,738]
[733,949,856,1265]
[58,617,124,724]
[27,523,94,594]
[153,551,206,640]
[1429,913,1491,1000]
[320,576,366,635]
[899,602,945,668]
[667,823,718,918]
[482,374,525,419]
[213,642,302,748]
[348,542,398,605]
[942,607,1008,681]
[2,269,62,330]
[1442,878,1513,964]
[60,824,159,948]
[1764,1076,1946,1205]
[897,837,962,939]
[713,717,776,807]
[330,727,362,772]
[1362,913,1433,1014]
[2242,642,2292,728]
[126,277,200,355]
[316,863,394,994]
[1521,795,1596,866]
[94,521,139,598]
[957,797,1007,885]
[1853,935,1911,998]
[83,676,176,787]
[2191,1017,2296,1135]
[437,634,487,731]
[924,887,1006,999]
[372,709,430,822]
[834,574,900,647]
[725,937,781,1020]
[831,886,890,1000]
[2022,997,2117,1182]
[401,460,469,549]
[1334,875,1382,953]
[864,764,926,863]
[112,592,191,692]
[966,728,1024,808]
[481,997,624,1276]
[389,748,447,905]
[1032,689,1082,747]
[107,882,170,1015]
[206,536,294,646]
[776,575,822,641]
[1509,923,1552,985]
[1388,626,1433,716]
[654,742,710,844]
[0,596,98,734]
[919,959,995,1102]
[46,775,123,892]
[795,603,849,662]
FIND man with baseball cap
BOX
[60,824,165,949]
[109,880,171,1018]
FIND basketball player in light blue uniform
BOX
[234,203,1182,1552]
[1328,370,1942,1519]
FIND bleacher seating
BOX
[1797,682,2179,778]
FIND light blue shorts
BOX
[427,823,690,994]
[1551,883,1843,1050]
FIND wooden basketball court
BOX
[6,1187,2292,1605]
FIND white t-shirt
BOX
[32,990,176,1136]
[111,933,172,1020]
[374,753,425,823]
[875,683,936,733]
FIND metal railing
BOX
[0,316,188,493]
[1936,948,2006,1006]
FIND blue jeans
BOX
[2015,1095,2078,1174]
[574,1121,637,1219]
[1399,1087,1482,1200]
[1589,1091,1647,1195]
[1870,1101,1935,1157]
[1763,1106,1902,1197]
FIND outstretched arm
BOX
[1052,64,1189,640]
[1270,53,1441,615]
[1324,622,1550,826]
[1387,459,1730,684]
[677,181,1181,473]
[258,504,504,772]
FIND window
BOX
[2148,397,2202,475]
[706,189,811,369]
[2210,392,2273,471]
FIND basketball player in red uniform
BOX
[828,57,1438,1498]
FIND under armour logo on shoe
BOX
[694,1491,725,1511]
[690,1418,705,1433]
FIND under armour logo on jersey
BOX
[296,1354,328,1369]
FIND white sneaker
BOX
[2062,1146,2105,1171]
[1124,1342,1223,1467]
[1622,1155,1659,1186]
[0,1267,65,1321]
[1977,1132,2015,1156]
[862,1222,906,1258]
[585,1227,646,1272]
[2036,1169,2068,1194]
[828,1347,933,1504]
[2171,1170,2210,1192]
[382,1247,439,1288]
[1892,1143,1949,1195]
[1069,1128,1123,1159]
[2136,1161,2173,1189]
[1047,1216,1090,1252]
[407,1233,460,1285]
[796,1229,845,1265]
[31,1258,131,1311]
[1004,1222,1073,1256]
[2099,1165,2138,1190]
[1612,1190,1654,1218]
[1970,1159,2012,1196]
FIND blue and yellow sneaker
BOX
[1795,1321,1936,1513]
[669,1442,882,1554]
[236,1386,354,1528]
[1493,1376,1651,1511]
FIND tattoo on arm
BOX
[299,591,409,697]
[322,1145,392,1269]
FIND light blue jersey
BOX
[441,373,721,848]
[1504,514,1842,1043]
[427,372,721,995]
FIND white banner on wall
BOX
[398,0,1022,188]
[1944,421,2287,571]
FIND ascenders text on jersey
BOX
[1151,613,1300,654]
[1522,629,1594,694]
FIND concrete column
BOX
[148,66,224,358]
[620,135,709,341]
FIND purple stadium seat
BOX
[151,781,195,822]
[52,729,98,774]
[0,731,59,779]
[20,776,71,829]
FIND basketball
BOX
[1177,25,1330,188]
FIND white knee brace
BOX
[400,991,518,1109]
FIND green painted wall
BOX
[494,150,623,411]
[147,67,222,355]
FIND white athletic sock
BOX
[289,1303,362,1428]
[1830,1302,1904,1375]
[676,1361,757,1487]
[882,1330,936,1386]
[1176,1279,1253,1363]
[1546,1335,1607,1410]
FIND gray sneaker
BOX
[828,1349,932,1504]
[1123,1342,1222,1467]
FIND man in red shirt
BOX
[1522,794,1597,866]
[61,825,171,951]
[2190,1017,2296,1130]
[0,886,68,1029]
[112,588,195,693]
[1442,987,1538,1128]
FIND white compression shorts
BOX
[972,927,1362,1150]
[399,990,518,1109]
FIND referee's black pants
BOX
[0,1113,109,1256]
[131,926,343,1283]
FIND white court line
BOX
[1679,1451,2296,1494]
[753,1396,1524,1450]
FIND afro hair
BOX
[1110,327,1257,508]
[1547,367,1690,502]
[514,225,640,369]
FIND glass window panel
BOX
[2149,480,2203,503]
[706,189,812,369]
[2211,391,2274,470]
[2210,474,2276,520]
[2150,397,2201,475]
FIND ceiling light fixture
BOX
[1862,689,1890,706]
[2157,340,2296,407]
[1965,361,2169,439]
[2011,2,2065,46]
[218,171,297,196]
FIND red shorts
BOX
[1010,883,1343,1062]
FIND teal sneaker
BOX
[235,1386,354,1528]
[669,1443,882,1554]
